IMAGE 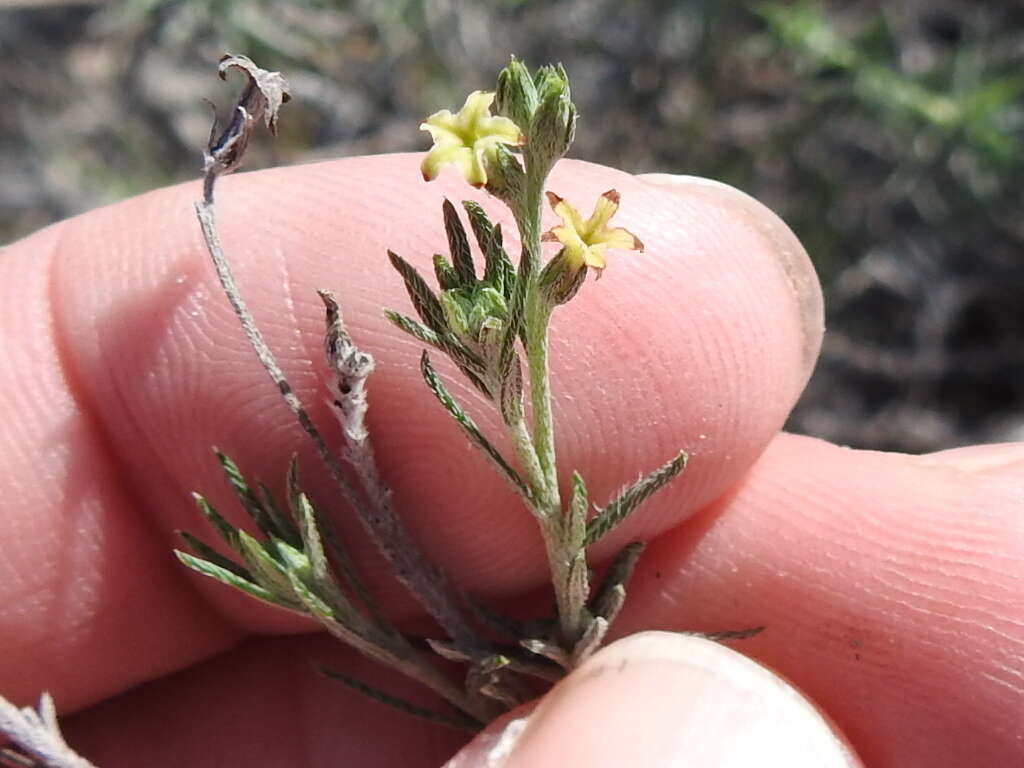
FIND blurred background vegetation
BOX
[2,0,1022,453]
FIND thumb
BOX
[446,632,862,768]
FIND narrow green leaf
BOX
[387,250,448,334]
[444,351,492,399]
[214,451,282,541]
[290,484,364,624]
[274,538,313,580]
[384,311,491,399]
[462,201,515,294]
[175,550,280,605]
[439,290,470,337]
[293,491,329,583]
[236,530,299,605]
[491,224,517,299]
[565,553,590,641]
[286,456,385,624]
[585,450,688,545]
[419,351,530,500]
[590,541,645,623]
[192,492,242,554]
[256,480,301,548]
[384,310,445,347]
[442,199,475,285]
[284,565,334,619]
[566,471,588,550]
[462,199,495,257]
[319,666,480,732]
[432,253,460,291]
[177,530,250,579]
[497,245,531,380]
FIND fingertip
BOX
[915,441,1024,474]
[638,172,824,381]
[448,632,860,768]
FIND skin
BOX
[0,155,1020,767]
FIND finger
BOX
[62,634,467,768]
[612,434,1024,768]
[62,631,859,768]
[0,155,822,709]
[446,632,861,768]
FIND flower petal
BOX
[546,191,586,234]
[479,115,523,145]
[581,246,607,271]
[420,91,523,185]
[591,227,643,252]
[421,144,472,182]
[542,188,643,277]
[458,91,496,133]
[584,189,621,236]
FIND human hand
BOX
[0,155,1019,767]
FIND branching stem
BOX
[196,185,479,652]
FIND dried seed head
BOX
[203,54,291,183]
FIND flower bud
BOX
[440,290,472,338]
[483,144,526,207]
[495,57,539,129]
[538,248,588,306]
[528,65,576,167]
[441,286,509,344]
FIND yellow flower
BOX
[420,91,523,187]
[541,189,644,275]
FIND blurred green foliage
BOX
[1,0,1021,451]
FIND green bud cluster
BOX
[492,58,578,202]
[441,285,508,347]
[496,59,576,164]
[386,199,518,400]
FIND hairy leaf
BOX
[177,530,250,580]
[387,250,449,334]
[585,451,688,545]
[432,253,460,291]
[215,451,285,542]
[419,351,529,499]
[443,199,476,285]
[175,551,279,606]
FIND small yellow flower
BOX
[420,91,523,187]
[541,189,644,275]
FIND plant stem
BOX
[513,163,588,647]
[505,409,545,513]
[524,287,558,504]
[515,162,559,507]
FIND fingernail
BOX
[640,174,824,383]
[449,631,860,767]
[443,711,532,768]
